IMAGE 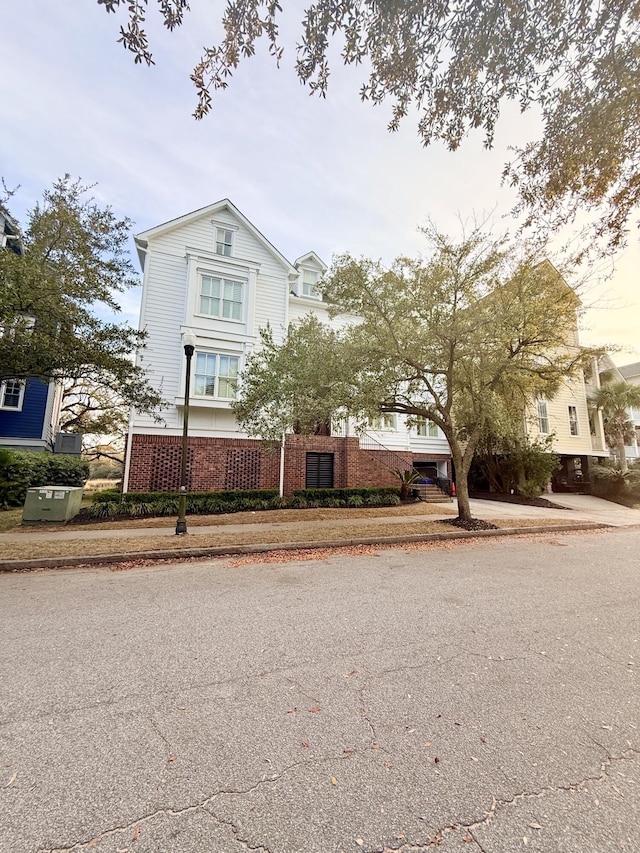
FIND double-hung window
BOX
[370,413,396,431]
[537,399,550,434]
[0,380,24,410]
[194,352,239,399]
[416,417,438,437]
[199,275,243,321]
[301,269,320,299]
[568,405,579,436]
[216,228,233,256]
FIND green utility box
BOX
[22,486,84,524]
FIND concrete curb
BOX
[0,521,608,572]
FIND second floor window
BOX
[199,275,243,321]
[568,405,579,436]
[537,399,550,434]
[194,352,239,399]
[369,413,397,431]
[416,417,439,437]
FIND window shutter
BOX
[305,452,334,488]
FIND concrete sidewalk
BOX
[1,495,636,573]
[2,494,638,544]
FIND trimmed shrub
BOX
[87,488,281,519]
[0,449,89,508]
[291,487,401,508]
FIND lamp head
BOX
[182,329,197,355]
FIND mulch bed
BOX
[442,516,499,531]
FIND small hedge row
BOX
[0,448,89,508]
[290,487,401,508]
[86,489,284,519]
[85,486,402,519]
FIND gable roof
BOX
[619,361,640,380]
[134,199,297,274]
[294,251,327,271]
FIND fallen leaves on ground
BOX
[29,526,607,573]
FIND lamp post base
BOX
[176,493,188,535]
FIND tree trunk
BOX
[617,437,628,474]
[450,442,472,522]
[455,469,473,522]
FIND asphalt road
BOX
[1,528,638,853]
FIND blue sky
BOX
[2,0,639,364]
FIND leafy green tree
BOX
[592,380,640,474]
[233,226,592,522]
[0,176,163,418]
[100,0,640,251]
[473,435,560,498]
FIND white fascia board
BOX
[294,251,328,271]
[136,199,298,276]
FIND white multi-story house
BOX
[122,200,452,495]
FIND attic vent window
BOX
[216,228,233,256]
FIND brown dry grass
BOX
[80,500,457,528]
[0,515,582,561]
[1,500,455,535]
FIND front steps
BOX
[411,483,453,503]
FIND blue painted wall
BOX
[0,379,49,439]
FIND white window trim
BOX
[369,413,397,431]
[210,219,239,259]
[0,380,25,411]
[568,405,580,436]
[196,273,246,324]
[301,268,322,300]
[215,227,234,257]
[415,417,439,438]
[537,399,550,434]
[192,350,241,401]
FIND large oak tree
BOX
[233,226,594,522]
[100,0,640,251]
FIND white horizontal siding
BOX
[255,274,289,343]
[133,251,188,430]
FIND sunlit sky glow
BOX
[2,1,638,366]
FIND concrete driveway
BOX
[468,495,640,528]
[1,527,638,852]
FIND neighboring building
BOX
[122,200,452,494]
[0,377,63,452]
[618,361,640,461]
[588,356,640,465]
[619,361,640,386]
[0,207,63,452]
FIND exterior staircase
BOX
[358,430,453,503]
[410,482,452,503]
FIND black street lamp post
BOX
[176,330,197,535]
